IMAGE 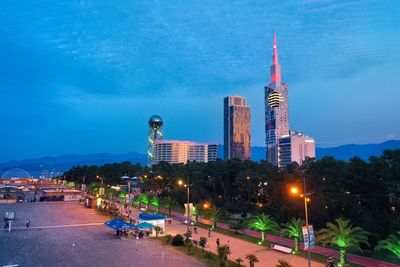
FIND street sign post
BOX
[5,211,15,232]
[302,225,315,250]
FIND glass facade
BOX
[224,96,251,160]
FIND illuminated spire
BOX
[270,30,281,84]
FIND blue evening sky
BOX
[0,0,399,162]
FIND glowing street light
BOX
[290,183,313,267]
[178,178,191,232]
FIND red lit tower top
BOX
[270,30,281,85]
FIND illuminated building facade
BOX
[265,31,289,165]
[224,96,251,160]
[278,132,316,168]
[153,140,218,165]
[264,31,315,166]
[147,115,164,166]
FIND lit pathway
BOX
[125,207,324,267]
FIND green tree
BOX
[184,231,192,252]
[229,219,247,234]
[375,231,400,258]
[317,218,369,267]
[153,226,162,238]
[248,213,279,243]
[161,196,178,216]
[235,257,243,267]
[245,254,259,267]
[150,196,160,213]
[217,245,230,267]
[276,259,292,267]
[199,237,207,252]
[138,194,150,211]
[281,218,305,254]
[209,206,221,229]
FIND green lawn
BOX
[156,236,241,267]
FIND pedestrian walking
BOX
[26,219,31,228]
[194,226,198,234]
[208,227,211,237]
[216,238,220,247]
[226,240,230,251]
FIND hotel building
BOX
[224,96,251,160]
[153,140,218,165]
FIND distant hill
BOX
[315,140,400,160]
[220,140,400,162]
[0,152,147,178]
[1,140,399,178]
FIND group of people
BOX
[216,237,230,251]
[3,218,30,229]
[116,228,148,239]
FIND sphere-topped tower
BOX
[147,115,164,166]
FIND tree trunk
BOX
[294,238,298,253]
[261,231,265,242]
[339,248,346,267]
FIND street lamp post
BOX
[303,178,311,267]
[291,179,312,267]
[178,177,190,232]
[186,176,190,232]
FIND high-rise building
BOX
[224,96,251,160]
[278,132,316,168]
[264,31,316,167]
[265,31,289,165]
[153,140,218,165]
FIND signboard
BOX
[308,225,315,248]
[184,203,195,217]
[5,211,15,220]
[302,225,315,250]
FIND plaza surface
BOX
[0,202,205,267]
[123,208,325,267]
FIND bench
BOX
[272,244,292,254]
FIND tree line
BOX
[63,150,400,253]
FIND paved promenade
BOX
[0,202,205,267]
[122,206,324,267]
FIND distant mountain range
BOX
[1,140,399,178]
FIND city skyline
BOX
[1,1,400,162]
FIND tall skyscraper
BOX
[224,96,251,160]
[265,31,289,165]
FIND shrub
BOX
[171,234,184,246]
[165,234,173,244]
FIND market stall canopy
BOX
[138,213,168,221]
[104,219,134,231]
[135,222,154,229]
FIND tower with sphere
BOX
[147,115,164,166]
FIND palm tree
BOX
[245,254,259,267]
[161,196,178,216]
[150,196,160,213]
[375,231,400,258]
[138,194,150,211]
[229,219,247,234]
[199,237,207,252]
[281,218,305,254]
[209,206,220,229]
[235,257,243,267]
[217,245,230,267]
[248,213,279,243]
[317,218,369,267]
[153,226,162,238]
[276,259,292,267]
